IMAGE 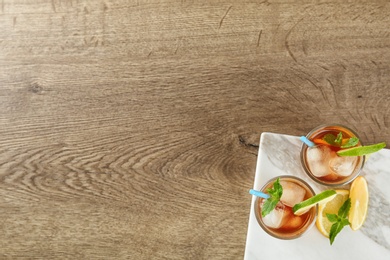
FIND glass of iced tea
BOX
[254,175,317,239]
[301,124,365,186]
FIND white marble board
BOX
[244,133,390,260]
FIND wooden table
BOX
[1,1,389,259]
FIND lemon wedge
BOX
[349,176,369,230]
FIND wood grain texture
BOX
[0,0,390,259]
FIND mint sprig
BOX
[261,178,283,217]
[322,132,359,149]
[326,198,351,245]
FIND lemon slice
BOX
[337,142,386,156]
[293,190,337,216]
[316,190,350,237]
[349,176,369,230]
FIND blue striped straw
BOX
[249,189,270,199]
[300,136,315,147]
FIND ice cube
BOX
[307,145,333,162]
[262,202,288,229]
[280,181,306,207]
[306,146,324,162]
[306,145,332,177]
[309,162,330,177]
[329,155,358,177]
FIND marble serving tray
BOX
[244,133,390,260]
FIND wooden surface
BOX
[1,0,389,259]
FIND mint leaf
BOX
[338,198,351,218]
[328,199,351,245]
[323,134,337,145]
[340,218,350,226]
[261,198,279,217]
[329,221,347,245]
[326,213,338,223]
[329,218,350,245]
[341,137,359,148]
[335,132,343,145]
[329,222,339,245]
[261,178,283,217]
[267,178,283,198]
[324,132,342,146]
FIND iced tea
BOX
[301,124,364,186]
[254,176,316,239]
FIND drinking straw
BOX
[300,136,315,147]
[249,189,270,199]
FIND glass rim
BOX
[253,175,317,240]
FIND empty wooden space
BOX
[0,0,389,259]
